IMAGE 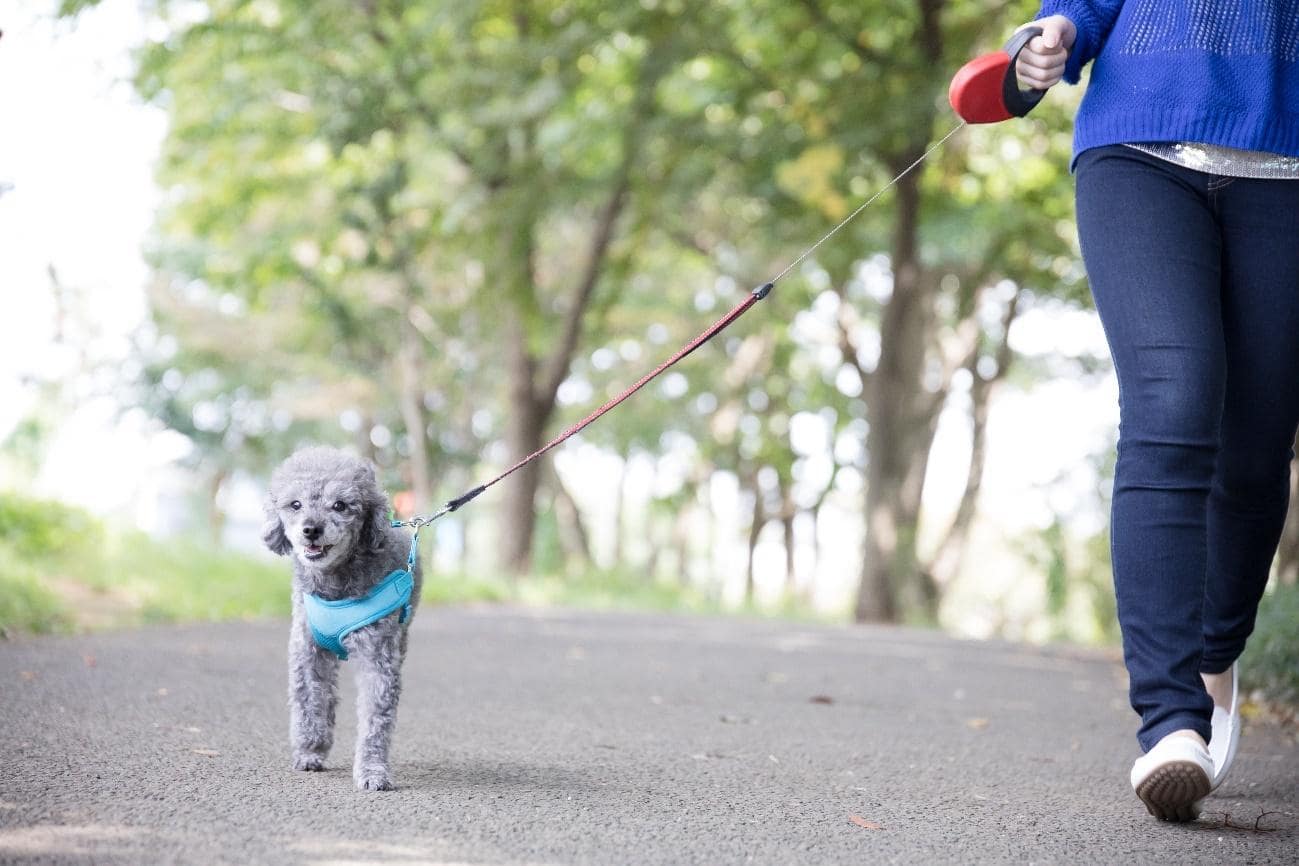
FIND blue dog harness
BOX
[303,531,417,660]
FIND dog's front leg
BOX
[288,612,340,771]
[349,624,403,791]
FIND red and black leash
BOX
[395,28,1047,532]
[394,279,776,529]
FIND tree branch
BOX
[925,284,1023,585]
[829,279,871,392]
[538,166,632,406]
[538,43,673,404]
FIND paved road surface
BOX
[1,606,1295,864]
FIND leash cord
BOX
[393,120,967,531]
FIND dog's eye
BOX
[289,500,302,511]
[331,501,348,513]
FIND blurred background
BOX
[1,0,1295,700]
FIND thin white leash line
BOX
[768,120,967,286]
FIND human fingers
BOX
[1016,49,1067,89]
[1012,15,1074,90]
[1032,14,1078,51]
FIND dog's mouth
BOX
[302,544,334,561]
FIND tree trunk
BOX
[642,459,662,579]
[701,482,716,592]
[924,374,990,588]
[745,479,765,605]
[356,412,378,465]
[497,168,632,575]
[645,518,663,583]
[806,505,821,603]
[779,480,796,594]
[613,455,629,569]
[397,317,432,514]
[207,466,228,544]
[492,42,667,575]
[550,463,593,569]
[852,1,949,623]
[854,165,940,623]
[926,288,1022,588]
[674,499,695,587]
[501,322,547,575]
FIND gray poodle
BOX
[261,446,422,791]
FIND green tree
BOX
[65,0,1086,624]
[635,0,1080,620]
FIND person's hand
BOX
[1014,15,1077,90]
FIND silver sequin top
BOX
[1125,142,1299,180]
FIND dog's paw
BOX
[354,768,395,791]
[292,754,327,772]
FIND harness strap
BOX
[303,567,415,660]
[407,528,420,571]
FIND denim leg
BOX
[1075,146,1221,751]
[1202,176,1299,673]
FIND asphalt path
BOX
[1,606,1295,865]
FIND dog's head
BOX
[262,447,390,570]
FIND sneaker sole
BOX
[1134,760,1210,822]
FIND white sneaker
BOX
[1206,663,1240,791]
[1130,732,1213,822]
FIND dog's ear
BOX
[261,498,292,556]
[359,504,390,553]
[358,465,391,553]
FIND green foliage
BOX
[0,491,288,635]
[1015,521,1119,646]
[531,507,566,575]
[417,566,711,612]
[0,492,104,567]
[55,0,101,15]
[0,485,782,632]
[1,413,56,483]
[124,0,1078,464]
[59,0,1090,624]
[0,493,97,635]
[418,571,515,608]
[97,531,291,624]
[1243,581,1299,707]
[0,545,72,638]
[515,567,723,614]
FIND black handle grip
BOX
[446,484,486,512]
[1002,25,1048,118]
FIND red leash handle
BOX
[949,25,1047,123]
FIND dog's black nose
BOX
[302,525,322,542]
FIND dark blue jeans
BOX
[1075,145,1299,752]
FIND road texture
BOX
[1,606,1295,865]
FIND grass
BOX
[0,529,290,636]
[420,564,844,625]
[0,491,822,637]
[1,531,813,635]
[0,543,73,637]
[97,531,291,625]
[1242,581,1299,708]
[0,491,290,636]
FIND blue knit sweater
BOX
[1037,1,1299,161]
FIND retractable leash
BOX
[394,26,1048,537]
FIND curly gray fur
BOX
[262,446,422,791]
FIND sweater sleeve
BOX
[1036,1,1126,84]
